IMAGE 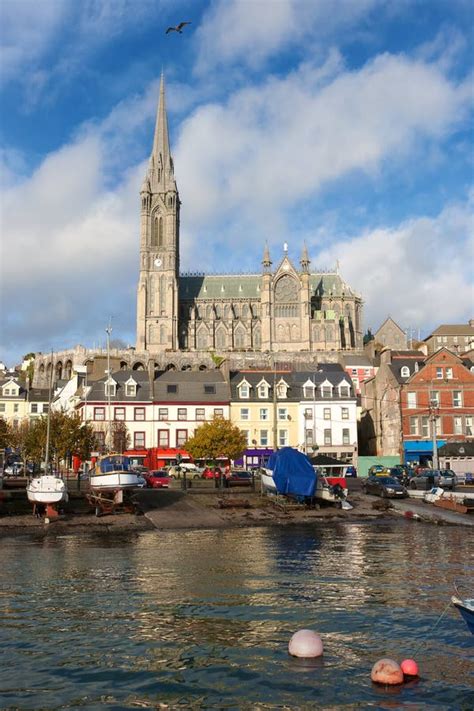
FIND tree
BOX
[0,417,10,450]
[111,421,131,453]
[185,416,247,463]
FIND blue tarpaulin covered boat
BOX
[267,447,317,499]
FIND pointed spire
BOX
[300,242,310,271]
[262,242,272,271]
[147,72,175,191]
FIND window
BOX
[239,383,249,398]
[176,430,187,447]
[260,408,269,421]
[421,416,429,437]
[31,403,38,413]
[114,407,125,421]
[157,429,169,447]
[0,403,6,413]
[351,368,357,375]
[342,428,350,445]
[204,385,216,394]
[94,407,105,421]
[407,392,417,408]
[241,430,250,445]
[339,385,350,397]
[466,416,473,436]
[304,383,315,399]
[305,408,313,420]
[446,367,453,379]
[13,404,18,413]
[436,367,443,379]
[105,381,116,397]
[323,407,331,420]
[278,407,288,421]
[196,408,205,421]
[134,407,145,421]
[134,432,145,448]
[401,366,410,378]
[321,385,332,398]
[258,383,268,398]
[279,430,288,447]
[167,384,178,394]
[324,429,332,445]
[158,408,168,421]
[240,408,249,421]
[454,417,463,435]
[341,407,349,420]
[305,429,314,445]
[430,391,439,407]
[364,368,371,376]
[260,430,268,446]
[125,383,136,396]
[409,416,418,435]
[95,431,105,448]
[276,382,287,398]
[452,391,462,407]
[178,408,187,421]
[214,408,224,417]
[435,416,442,435]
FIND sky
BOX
[1,0,473,367]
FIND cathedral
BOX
[136,76,363,361]
[32,76,364,386]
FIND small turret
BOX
[300,242,310,272]
[262,242,272,272]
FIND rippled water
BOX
[1,520,473,710]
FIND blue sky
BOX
[1,0,473,366]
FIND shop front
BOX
[403,440,446,466]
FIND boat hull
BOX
[90,472,144,490]
[452,596,474,634]
[27,475,68,505]
[260,470,277,493]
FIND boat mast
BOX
[105,322,112,452]
[44,350,54,474]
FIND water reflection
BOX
[1,520,472,710]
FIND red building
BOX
[400,348,474,463]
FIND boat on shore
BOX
[260,468,277,493]
[90,454,145,491]
[27,474,68,505]
[315,475,348,504]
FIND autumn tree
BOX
[185,416,247,463]
[20,412,95,471]
[0,417,10,450]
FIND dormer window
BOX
[238,380,251,399]
[125,380,137,397]
[303,380,316,399]
[276,379,288,398]
[401,366,410,378]
[257,379,270,398]
[105,378,116,397]
[339,385,350,398]
[320,380,333,398]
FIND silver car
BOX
[409,469,457,491]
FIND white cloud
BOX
[176,52,470,242]
[318,195,474,333]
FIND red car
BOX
[144,470,171,488]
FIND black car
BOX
[363,475,408,498]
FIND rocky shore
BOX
[1,484,473,536]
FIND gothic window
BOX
[325,326,333,342]
[275,275,298,303]
[151,215,159,246]
[197,328,208,350]
[234,325,245,349]
[253,325,261,349]
[158,217,164,246]
[215,327,226,349]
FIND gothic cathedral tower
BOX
[136,74,180,353]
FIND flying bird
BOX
[166,21,191,34]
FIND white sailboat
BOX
[27,356,68,508]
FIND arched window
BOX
[400,366,410,378]
[151,215,159,246]
[234,325,245,349]
[158,217,163,246]
[197,328,208,350]
[325,327,333,342]
[216,328,226,349]
[253,325,261,349]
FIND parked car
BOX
[226,470,253,487]
[409,469,457,491]
[143,470,171,488]
[363,475,408,498]
[368,465,386,477]
[168,464,202,480]
[387,466,411,485]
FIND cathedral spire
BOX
[300,242,310,272]
[262,242,272,271]
[148,73,175,191]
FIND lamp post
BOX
[430,398,439,469]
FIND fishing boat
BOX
[89,454,144,491]
[452,584,474,635]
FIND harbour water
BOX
[1,520,473,710]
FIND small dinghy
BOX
[452,594,474,634]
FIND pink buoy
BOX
[401,659,419,677]
[288,629,324,658]
[371,658,404,685]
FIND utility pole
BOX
[105,321,112,453]
[272,354,278,451]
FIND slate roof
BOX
[426,323,474,337]
[153,370,230,403]
[86,370,152,403]
[438,442,474,457]
[388,359,425,384]
[28,388,50,403]
[229,370,300,402]
[179,272,357,301]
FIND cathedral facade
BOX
[136,76,364,359]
